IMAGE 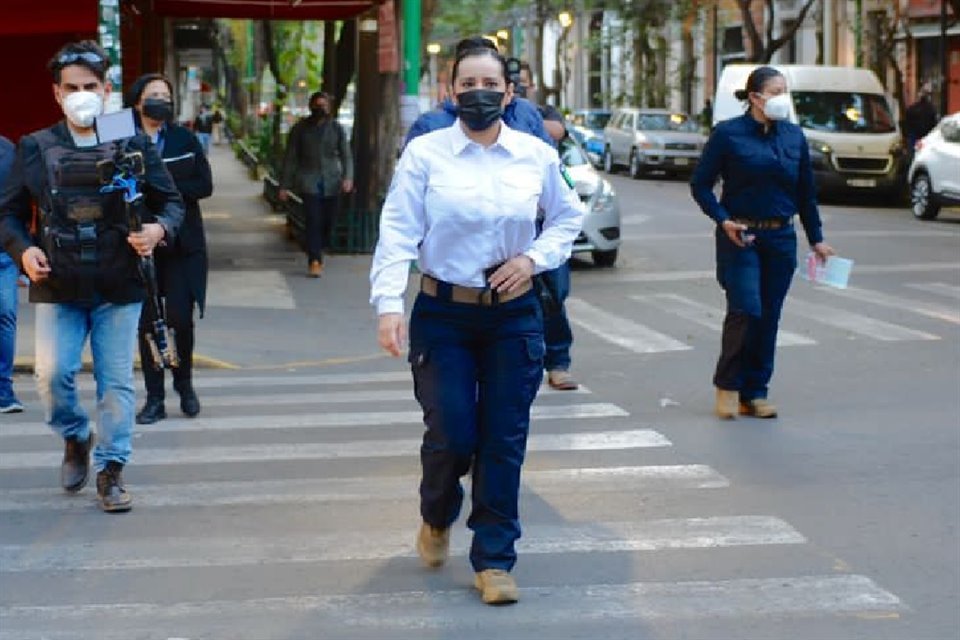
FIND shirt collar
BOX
[449,119,520,156]
[743,112,779,136]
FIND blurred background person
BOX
[0,134,22,414]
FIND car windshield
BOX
[559,136,590,167]
[792,91,896,134]
[637,113,698,132]
[572,111,610,130]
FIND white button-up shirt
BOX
[370,120,585,315]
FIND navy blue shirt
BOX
[403,96,554,149]
[690,113,823,245]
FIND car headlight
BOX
[590,181,616,213]
[809,140,831,155]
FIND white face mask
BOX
[762,93,791,121]
[63,91,104,128]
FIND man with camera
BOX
[0,41,184,512]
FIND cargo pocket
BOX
[407,347,430,407]
[523,336,546,403]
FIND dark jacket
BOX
[690,113,823,245]
[281,116,353,198]
[0,122,184,304]
[154,123,213,315]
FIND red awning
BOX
[1,0,97,36]
[153,0,376,20]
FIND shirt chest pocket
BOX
[499,171,542,207]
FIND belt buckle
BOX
[479,288,494,306]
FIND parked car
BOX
[714,64,907,198]
[602,108,705,178]
[559,134,621,267]
[908,112,960,220]
[566,109,611,167]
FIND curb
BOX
[13,353,241,374]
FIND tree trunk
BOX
[333,20,357,116]
[323,21,338,97]
[261,21,287,174]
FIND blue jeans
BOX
[408,287,544,572]
[197,132,211,155]
[540,261,573,371]
[0,251,19,402]
[35,301,142,471]
[713,225,797,401]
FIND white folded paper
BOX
[799,252,854,289]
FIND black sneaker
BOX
[136,397,166,425]
[61,432,95,493]
[96,461,133,513]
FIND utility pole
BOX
[941,0,949,116]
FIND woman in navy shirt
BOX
[690,66,834,420]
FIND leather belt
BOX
[731,217,793,230]
[421,274,531,306]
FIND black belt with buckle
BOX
[731,217,793,230]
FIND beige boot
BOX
[740,398,778,418]
[715,388,739,419]
[415,522,449,568]
[474,569,519,605]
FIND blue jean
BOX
[713,225,797,401]
[408,287,544,572]
[0,251,19,402]
[540,261,573,371]
[197,132,211,155]
[34,301,142,471]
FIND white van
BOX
[713,64,906,196]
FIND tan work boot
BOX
[740,398,778,418]
[308,260,323,278]
[416,522,450,568]
[474,569,519,605]
[715,388,739,419]
[547,369,579,390]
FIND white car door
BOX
[616,112,635,163]
[934,117,960,196]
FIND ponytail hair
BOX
[734,66,784,101]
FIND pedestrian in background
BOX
[517,61,580,391]
[126,73,213,425]
[193,104,213,155]
[211,107,224,145]
[903,84,938,150]
[279,91,354,278]
[690,66,834,420]
[0,135,23,414]
[0,41,184,511]
[370,45,584,605]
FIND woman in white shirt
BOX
[370,45,584,605]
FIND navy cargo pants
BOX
[408,285,544,572]
[713,225,797,402]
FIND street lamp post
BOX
[426,42,441,107]
[556,11,574,110]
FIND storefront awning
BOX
[153,0,376,20]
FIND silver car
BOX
[560,135,621,267]
[602,108,706,179]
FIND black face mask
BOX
[142,97,174,122]
[456,90,505,131]
[311,106,329,118]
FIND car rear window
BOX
[792,91,896,134]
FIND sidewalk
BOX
[13,142,387,373]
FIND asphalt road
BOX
[1,148,958,640]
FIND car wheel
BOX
[603,147,615,174]
[592,248,618,268]
[629,150,643,179]
[911,172,941,220]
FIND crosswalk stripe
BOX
[633,293,816,346]
[191,371,412,388]
[0,402,628,438]
[0,429,670,469]
[0,516,803,572]
[905,282,960,300]
[0,465,728,512]
[815,285,960,325]
[567,297,692,354]
[0,575,902,635]
[784,299,940,341]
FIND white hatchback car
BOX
[559,135,622,267]
[908,112,960,220]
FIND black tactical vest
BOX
[32,130,137,301]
